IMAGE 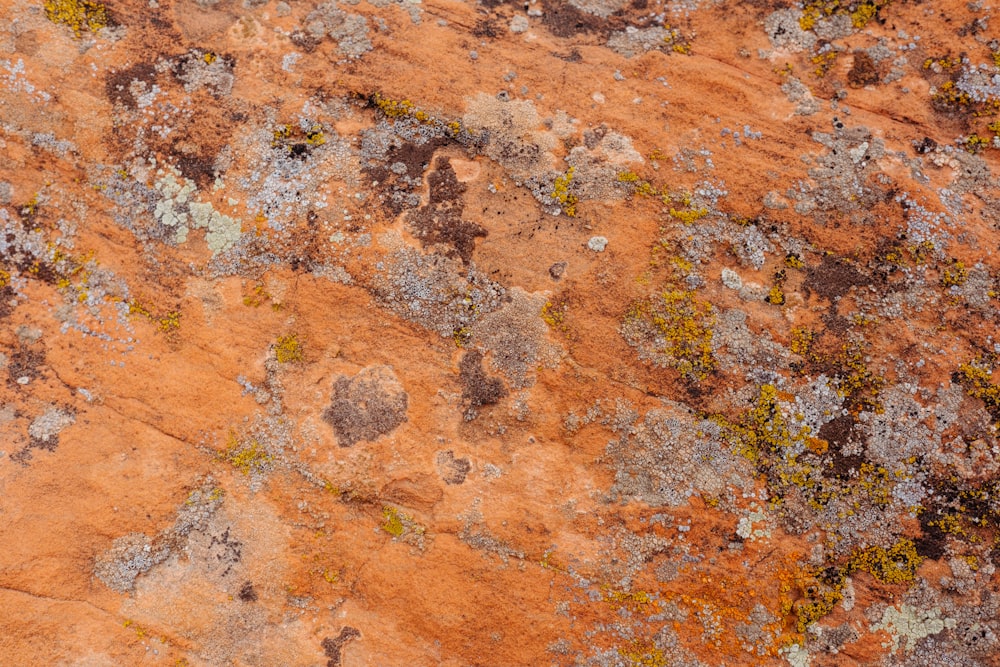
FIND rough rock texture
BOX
[2,0,1000,665]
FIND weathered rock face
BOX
[3,0,1000,665]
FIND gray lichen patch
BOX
[322,365,408,447]
[471,287,557,389]
[607,26,670,58]
[94,532,167,593]
[27,406,75,447]
[604,401,755,507]
[462,93,557,181]
[95,478,225,593]
[300,2,372,58]
[373,239,505,338]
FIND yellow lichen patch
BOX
[223,432,273,476]
[662,25,691,55]
[618,640,667,667]
[784,253,805,269]
[963,134,990,154]
[794,582,844,632]
[305,126,326,146]
[857,462,894,507]
[274,334,303,363]
[551,167,578,217]
[766,284,786,306]
[541,300,566,330]
[127,299,181,335]
[847,539,923,585]
[941,259,969,286]
[632,288,716,380]
[956,358,1000,417]
[44,0,109,36]
[836,341,885,413]
[604,587,655,612]
[617,170,662,197]
[923,56,961,71]
[810,51,837,78]
[667,206,708,225]
[452,325,471,348]
[790,327,817,359]
[799,0,891,32]
[381,505,418,538]
[932,81,973,109]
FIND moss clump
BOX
[44,0,109,35]
[275,334,303,363]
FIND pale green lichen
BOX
[872,604,956,653]
[153,168,241,254]
[189,202,241,254]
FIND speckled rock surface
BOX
[2,0,1000,665]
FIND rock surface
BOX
[2,0,1000,665]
